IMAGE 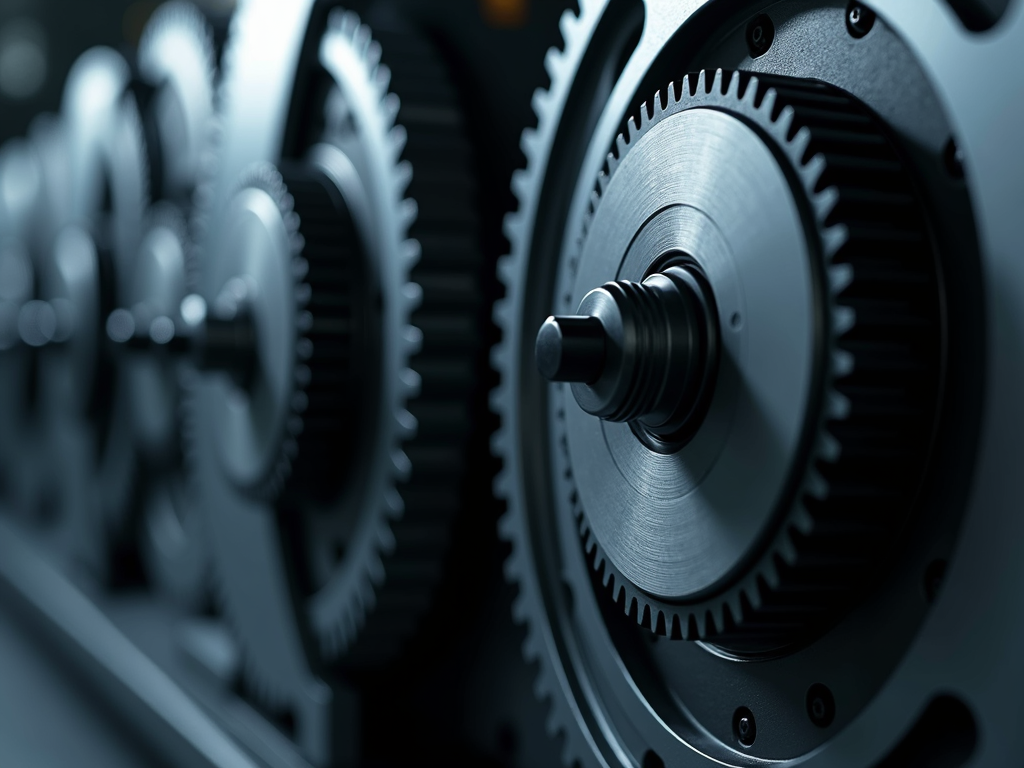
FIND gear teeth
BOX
[828,262,854,295]
[554,69,944,652]
[520,127,540,163]
[822,225,848,260]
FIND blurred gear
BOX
[119,1,217,609]
[189,3,482,760]
[493,0,1011,765]
[33,47,148,576]
[137,0,217,202]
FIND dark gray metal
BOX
[0,517,264,768]
[493,0,1018,765]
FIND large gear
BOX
[569,69,941,652]
[493,0,1007,765]
[188,3,483,760]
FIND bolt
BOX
[806,683,836,727]
[846,2,876,37]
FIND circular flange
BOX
[566,105,816,604]
[492,0,989,764]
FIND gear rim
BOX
[492,0,987,764]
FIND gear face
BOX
[494,1,993,765]
[191,3,483,753]
[562,70,942,653]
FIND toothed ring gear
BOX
[561,69,942,653]
[493,0,988,763]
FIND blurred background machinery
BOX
[0,1,1021,767]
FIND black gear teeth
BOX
[568,69,943,650]
[287,14,483,671]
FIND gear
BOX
[190,5,483,755]
[34,47,149,578]
[566,69,941,651]
[137,0,217,203]
[493,1,989,764]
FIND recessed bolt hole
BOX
[846,2,876,37]
[642,750,665,768]
[806,683,836,727]
[923,558,947,603]
[944,138,965,179]
[733,706,756,747]
[730,312,742,330]
[745,14,775,58]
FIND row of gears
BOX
[0,0,1021,766]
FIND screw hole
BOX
[733,706,756,747]
[846,2,876,37]
[806,683,836,727]
[745,14,775,58]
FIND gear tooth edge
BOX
[520,126,540,162]
[402,278,423,306]
[588,189,601,216]
[510,167,531,200]
[819,431,843,464]
[760,86,779,118]
[383,486,404,517]
[558,6,580,47]
[383,92,400,125]
[615,132,628,160]
[543,47,563,82]
[696,69,709,95]
[680,73,694,99]
[492,293,511,326]
[596,171,609,194]
[726,69,741,98]
[511,589,530,624]
[531,87,552,120]
[638,100,651,129]
[403,324,424,354]
[626,115,640,143]
[605,150,620,176]
[776,531,799,566]
[792,502,815,534]
[813,185,840,223]
[502,211,523,243]
[827,389,852,421]
[398,197,417,231]
[365,39,382,69]
[832,348,855,378]
[822,224,849,261]
[400,367,422,398]
[395,408,417,440]
[804,468,830,502]
[833,305,856,337]
[653,87,666,117]
[401,237,421,268]
[712,67,726,94]
[828,261,854,294]
[388,123,407,161]
[394,159,412,194]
